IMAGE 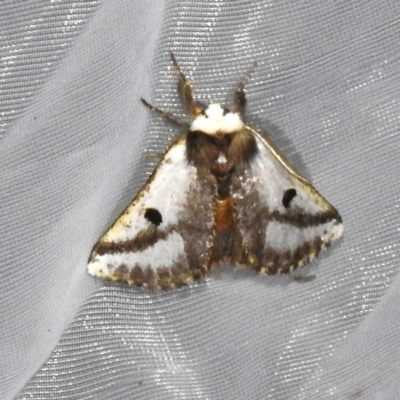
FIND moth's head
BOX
[190,103,244,135]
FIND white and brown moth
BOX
[88,53,343,290]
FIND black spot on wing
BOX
[282,188,297,208]
[144,208,163,226]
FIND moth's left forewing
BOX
[88,138,217,289]
[234,126,343,274]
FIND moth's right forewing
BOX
[234,127,343,274]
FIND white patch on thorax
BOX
[217,153,227,164]
[190,103,244,134]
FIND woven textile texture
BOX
[1,1,399,399]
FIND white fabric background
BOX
[1,1,399,399]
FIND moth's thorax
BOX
[190,103,244,134]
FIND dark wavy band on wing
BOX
[92,227,173,256]
[269,207,342,229]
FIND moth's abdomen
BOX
[214,198,235,233]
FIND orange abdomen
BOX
[214,198,235,233]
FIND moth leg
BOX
[170,52,203,117]
[141,98,189,128]
[293,274,316,283]
[232,62,257,114]
[144,152,164,163]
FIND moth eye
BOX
[222,107,230,116]
[282,188,297,208]
[144,208,163,226]
[200,109,207,117]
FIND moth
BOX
[88,53,343,290]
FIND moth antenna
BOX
[141,98,189,127]
[170,52,188,86]
[170,52,203,117]
[232,61,257,114]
